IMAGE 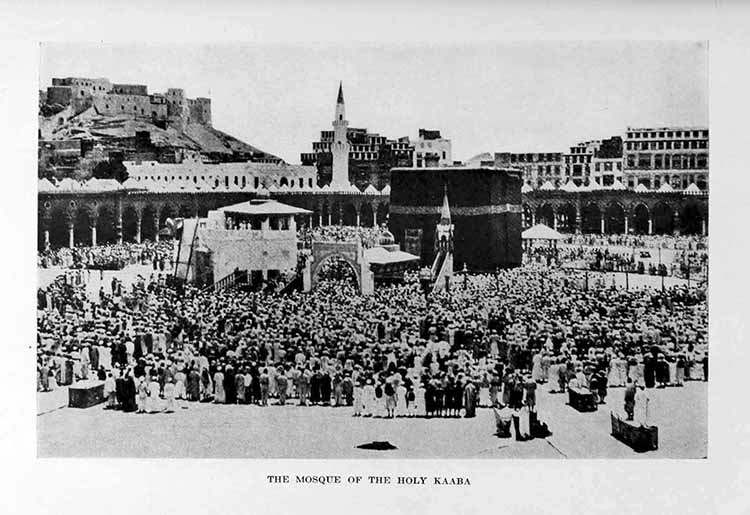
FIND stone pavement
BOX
[37,382,706,459]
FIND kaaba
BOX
[388,166,523,271]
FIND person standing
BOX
[276,369,288,406]
[352,380,363,416]
[137,377,148,414]
[103,372,117,409]
[213,367,225,404]
[623,378,636,421]
[463,380,477,418]
[163,378,176,413]
[634,385,650,426]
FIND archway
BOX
[74,208,93,246]
[330,202,342,225]
[360,203,374,227]
[313,254,360,288]
[159,204,177,234]
[342,203,357,226]
[48,206,69,248]
[321,203,330,226]
[376,203,389,227]
[535,203,555,228]
[604,203,626,234]
[633,204,649,235]
[122,206,140,242]
[141,205,157,241]
[680,203,703,235]
[96,205,117,244]
[652,202,674,235]
[558,203,577,233]
[581,203,602,234]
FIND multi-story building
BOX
[623,126,708,191]
[413,129,452,168]
[300,83,414,190]
[563,136,622,186]
[494,152,564,188]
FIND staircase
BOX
[203,269,248,293]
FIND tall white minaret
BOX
[330,81,350,188]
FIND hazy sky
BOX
[40,42,707,164]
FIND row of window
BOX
[627,129,708,139]
[511,153,562,163]
[625,153,708,170]
[135,175,315,188]
[626,140,708,151]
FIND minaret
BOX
[436,184,454,253]
[330,81,350,188]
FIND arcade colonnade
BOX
[37,191,391,249]
[522,191,708,236]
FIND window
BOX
[675,142,682,149]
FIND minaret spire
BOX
[440,184,452,225]
[331,81,350,188]
[337,81,344,104]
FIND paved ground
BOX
[37,381,706,459]
[38,264,171,301]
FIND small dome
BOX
[378,230,395,246]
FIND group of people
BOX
[38,241,173,271]
[37,230,708,427]
[297,224,393,250]
[562,234,708,251]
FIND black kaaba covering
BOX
[388,166,523,272]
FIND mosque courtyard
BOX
[37,380,706,459]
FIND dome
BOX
[378,230,395,246]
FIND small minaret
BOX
[435,184,454,254]
[330,81,350,188]
[432,185,455,291]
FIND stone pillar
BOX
[648,217,653,235]
[701,218,707,236]
[337,205,343,226]
[289,215,297,233]
[624,214,629,235]
[91,225,97,247]
[154,215,160,242]
[44,229,50,249]
[318,209,323,227]
[68,221,75,248]
[327,212,332,226]
[575,206,582,235]
[531,212,536,226]
[136,214,142,244]
[673,210,681,236]
[355,205,361,227]
[553,213,558,232]
[116,203,123,244]
[600,216,605,235]
[372,204,378,227]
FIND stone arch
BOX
[652,201,674,235]
[74,207,94,246]
[47,204,70,248]
[178,203,193,219]
[321,202,331,226]
[376,202,389,227]
[680,202,704,235]
[604,202,626,234]
[558,203,577,233]
[159,204,177,229]
[96,204,118,244]
[342,202,357,226]
[632,203,650,235]
[310,253,361,289]
[581,202,602,234]
[141,205,158,241]
[535,203,555,228]
[279,177,289,187]
[696,174,708,191]
[360,202,375,227]
[122,205,141,242]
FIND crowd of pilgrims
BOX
[38,241,173,271]
[526,244,707,279]
[562,234,708,251]
[297,224,393,249]
[37,239,708,420]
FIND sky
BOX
[39,42,708,164]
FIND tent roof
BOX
[364,246,420,265]
[522,223,564,240]
[218,198,311,216]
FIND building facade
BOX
[623,126,709,191]
[413,129,452,168]
[495,152,564,188]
